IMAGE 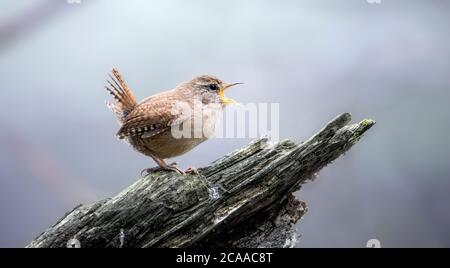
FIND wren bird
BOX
[105,68,241,175]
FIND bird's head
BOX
[182,75,242,105]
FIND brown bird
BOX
[105,68,241,175]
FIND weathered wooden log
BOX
[27,113,375,248]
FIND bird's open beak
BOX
[220,82,243,105]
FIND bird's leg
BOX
[141,155,184,176]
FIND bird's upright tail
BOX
[105,68,137,124]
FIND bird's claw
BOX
[140,167,159,177]
[141,162,184,177]
[185,167,199,175]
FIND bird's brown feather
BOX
[116,90,187,139]
[105,68,137,122]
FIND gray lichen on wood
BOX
[27,113,375,248]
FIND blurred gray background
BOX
[1,0,449,247]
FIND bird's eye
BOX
[209,84,219,91]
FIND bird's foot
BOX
[166,162,185,175]
[140,167,158,177]
[185,167,200,175]
[140,162,184,177]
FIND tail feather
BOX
[105,68,137,123]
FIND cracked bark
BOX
[27,113,375,248]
